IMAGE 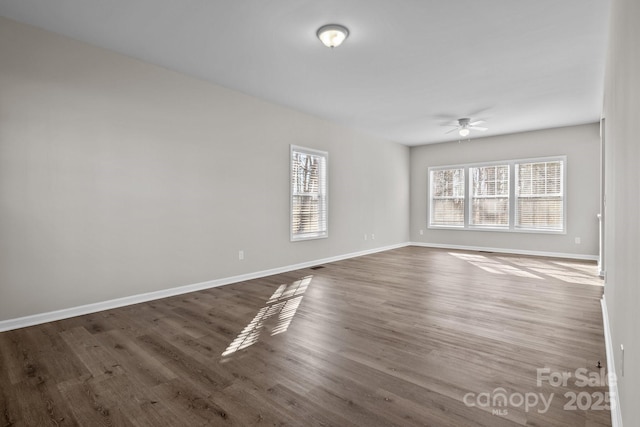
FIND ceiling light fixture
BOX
[317,24,349,48]
[459,128,470,137]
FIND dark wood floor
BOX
[0,247,610,426]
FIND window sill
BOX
[427,225,566,235]
[291,234,329,242]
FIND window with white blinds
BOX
[290,146,328,241]
[429,168,465,226]
[470,165,509,227]
[516,160,564,231]
[428,156,565,233]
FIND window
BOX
[430,168,465,226]
[470,165,509,227]
[516,160,564,231]
[290,145,328,241]
[428,156,565,233]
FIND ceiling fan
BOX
[444,118,488,137]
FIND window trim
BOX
[290,145,329,242]
[428,156,567,234]
[429,166,466,228]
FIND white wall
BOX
[410,124,601,258]
[0,17,410,321]
[603,0,640,423]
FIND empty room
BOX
[0,0,638,426]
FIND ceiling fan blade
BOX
[469,126,488,131]
[469,120,486,126]
[445,128,459,134]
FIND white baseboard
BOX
[601,295,623,427]
[0,242,409,333]
[410,242,599,261]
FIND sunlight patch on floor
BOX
[222,276,312,357]
[500,257,603,286]
[449,252,542,279]
[447,253,604,286]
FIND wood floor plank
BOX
[98,329,178,387]
[25,323,88,383]
[59,327,124,379]
[0,247,610,426]
[0,346,23,427]
[57,374,135,426]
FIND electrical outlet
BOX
[371,234,375,240]
[420,229,424,235]
[238,250,244,261]
[575,237,581,244]
[364,234,368,241]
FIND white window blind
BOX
[430,168,465,226]
[428,156,565,233]
[290,146,328,241]
[470,165,509,227]
[515,160,564,231]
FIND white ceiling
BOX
[0,0,610,145]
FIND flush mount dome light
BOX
[459,128,470,137]
[317,24,349,48]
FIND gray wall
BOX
[410,124,601,257]
[603,0,640,423]
[0,17,410,321]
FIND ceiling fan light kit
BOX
[443,117,488,139]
